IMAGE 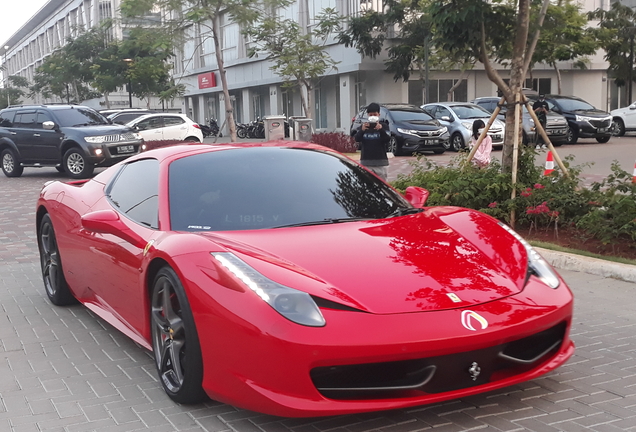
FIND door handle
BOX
[10,132,16,135]
[34,134,41,137]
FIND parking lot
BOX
[1,159,636,431]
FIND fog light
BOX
[141,144,147,151]
[94,149,103,156]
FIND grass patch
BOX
[530,240,636,266]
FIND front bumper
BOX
[571,120,612,139]
[191,273,574,417]
[398,133,449,153]
[86,139,144,166]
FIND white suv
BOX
[127,113,203,143]
[610,102,636,136]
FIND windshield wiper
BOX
[273,217,373,228]
[386,207,424,218]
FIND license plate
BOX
[491,134,501,140]
[118,145,135,154]
[426,139,439,145]
[597,127,607,133]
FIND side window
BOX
[107,159,160,229]
[36,111,54,128]
[14,111,38,128]
[163,116,185,126]
[0,111,15,127]
[136,117,162,131]
[437,107,452,119]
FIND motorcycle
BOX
[208,118,222,137]
[236,122,248,139]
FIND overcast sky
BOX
[1,0,49,47]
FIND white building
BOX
[1,0,623,131]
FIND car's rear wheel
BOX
[151,267,207,404]
[596,136,611,143]
[612,118,625,136]
[450,132,465,151]
[39,214,76,306]
[184,136,200,143]
[1,148,23,177]
[566,127,578,144]
[63,148,94,179]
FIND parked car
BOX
[106,109,157,125]
[421,102,505,151]
[0,104,144,178]
[472,97,568,146]
[610,101,636,136]
[127,113,203,143]
[36,142,574,416]
[351,103,449,155]
[526,95,612,144]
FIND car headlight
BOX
[85,136,107,143]
[461,122,473,130]
[575,115,593,122]
[212,252,326,326]
[133,132,143,140]
[397,128,418,136]
[438,126,448,135]
[498,223,560,289]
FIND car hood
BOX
[569,109,610,117]
[64,124,137,136]
[199,207,528,314]
[395,119,442,129]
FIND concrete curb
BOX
[537,247,636,284]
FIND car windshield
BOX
[388,108,434,122]
[451,104,492,119]
[552,98,596,112]
[169,147,411,231]
[53,107,109,127]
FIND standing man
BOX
[354,102,390,181]
[532,94,549,149]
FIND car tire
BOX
[388,136,403,156]
[39,214,76,306]
[1,148,24,177]
[237,127,247,139]
[612,118,625,137]
[151,267,207,405]
[450,132,465,152]
[433,150,445,154]
[566,127,578,144]
[63,148,94,179]
[184,137,200,143]
[596,136,611,143]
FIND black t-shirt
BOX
[354,122,390,167]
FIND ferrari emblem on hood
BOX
[461,310,488,331]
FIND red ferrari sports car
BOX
[36,142,574,417]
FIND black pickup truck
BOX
[0,104,144,178]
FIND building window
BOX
[525,78,551,95]
[221,14,238,62]
[426,79,468,103]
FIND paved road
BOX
[1,165,636,431]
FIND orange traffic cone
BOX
[543,151,555,176]
[632,160,636,184]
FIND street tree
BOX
[0,76,29,109]
[531,0,597,95]
[31,49,98,103]
[120,0,293,142]
[588,3,636,102]
[245,8,341,119]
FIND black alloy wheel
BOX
[388,136,402,156]
[1,148,24,177]
[151,267,206,404]
[566,127,578,144]
[39,214,76,305]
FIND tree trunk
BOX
[553,63,563,94]
[209,12,237,142]
[447,70,468,102]
[103,92,111,109]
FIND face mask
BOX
[478,128,484,134]
[368,116,380,123]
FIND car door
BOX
[10,110,39,160]
[161,115,187,141]
[622,102,636,129]
[79,158,160,335]
[32,110,63,161]
[135,116,164,141]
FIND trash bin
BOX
[264,115,286,140]
[294,118,313,142]
[287,116,306,140]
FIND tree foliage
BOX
[589,3,636,89]
[0,76,29,109]
[120,0,292,141]
[245,8,341,118]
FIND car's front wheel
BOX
[450,132,465,151]
[612,118,625,136]
[388,136,403,156]
[63,148,94,179]
[151,267,207,404]
[566,127,578,144]
[596,136,611,143]
[1,148,24,177]
[39,214,76,305]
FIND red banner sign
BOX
[198,72,216,89]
